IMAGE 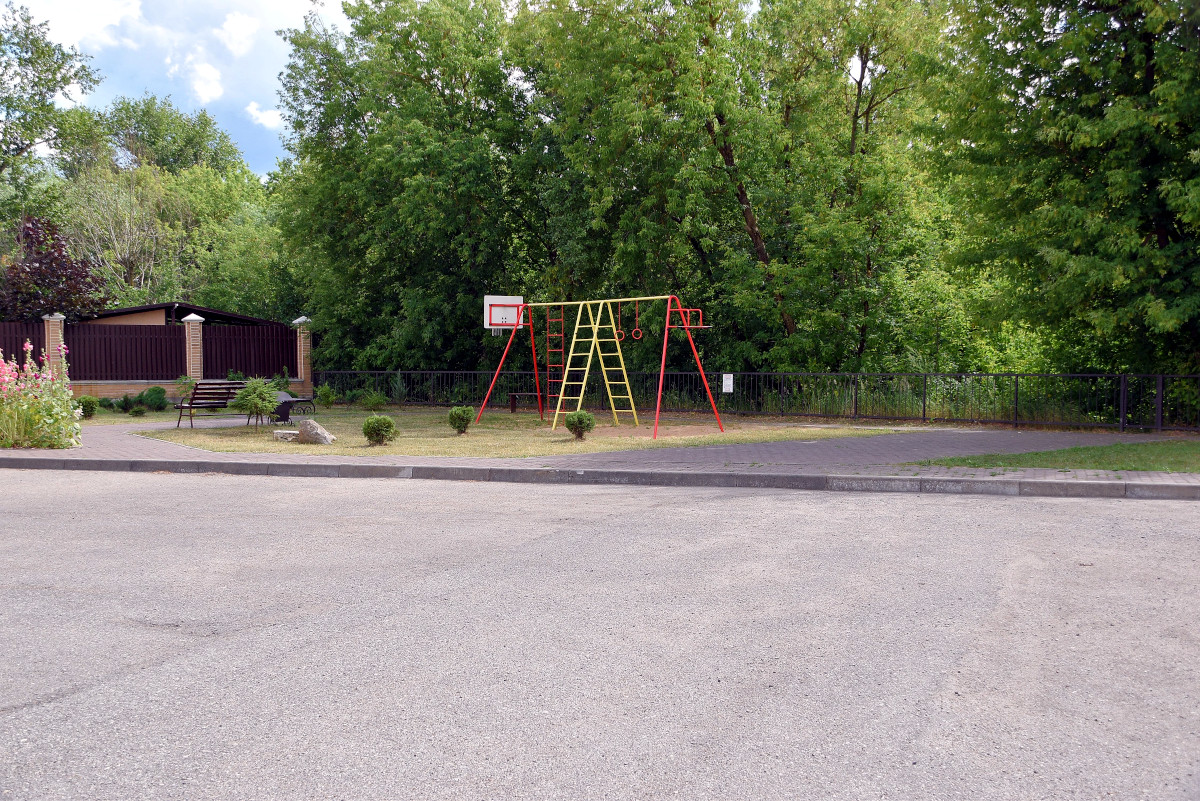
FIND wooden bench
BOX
[175,380,246,427]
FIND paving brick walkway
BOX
[1,419,1196,493]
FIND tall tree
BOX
[0,2,99,176]
[0,215,107,321]
[934,0,1200,372]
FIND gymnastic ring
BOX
[616,329,626,341]
[631,328,643,340]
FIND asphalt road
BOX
[1,471,1197,800]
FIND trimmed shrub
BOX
[77,395,99,419]
[134,386,168,411]
[564,410,596,440]
[230,378,279,431]
[113,394,134,413]
[362,414,397,445]
[358,389,388,411]
[98,397,114,410]
[315,384,337,408]
[344,388,365,404]
[129,405,147,417]
[448,406,474,435]
[269,370,290,392]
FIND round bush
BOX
[77,395,99,419]
[362,414,397,445]
[129,405,147,417]
[564,410,596,440]
[135,386,169,411]
[358,389,389,411]
[98,397,114,410]
[448,406,474,435]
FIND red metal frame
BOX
[479,295,722,439]
[476,304,543,423]
[652,295,722,438]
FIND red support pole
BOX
[682,317,724,432]
[476,309,523,424]
[526,306,543,420]
[653,296,675,439]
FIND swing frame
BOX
[477,295,723,439]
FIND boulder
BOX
[273,430,299,442]
[297,419,337,445]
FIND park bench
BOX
[175,380,246,427]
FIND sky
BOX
[31,0,352,175]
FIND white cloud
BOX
[245,101,283,130]
[188,58,223,104]
[32,0,141,48]
[214,12,260,58]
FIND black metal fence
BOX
[313,370,1200,432]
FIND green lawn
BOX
[137,407,884,459]
[920,439,1200,473]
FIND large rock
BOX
[297,419,337,445]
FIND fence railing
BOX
[65,324,186,381]
[313,370,1200,431]
[0,321,45,362]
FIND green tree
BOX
[0,2,99,178]
[933,0,1200,372]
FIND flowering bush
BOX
[0,341,81,449]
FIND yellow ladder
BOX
[551,301,639,429]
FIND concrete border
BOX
[0,455,1196,500]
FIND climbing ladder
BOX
[552,301,639,429]
[544,304,565,406]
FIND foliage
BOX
[133,385,168,412]
[0,340,80,448]
[76,394,97,418]
[230,377,278,431]
[932,0,1200,372]
[97,396,113,410]
[357,389,388,411]
[564,410,596,440]
[174,374,195,402]
[0,215,107,320]
[362,414,397,445]
[128,405,146,417]
[447,405,474,435]
[267,370,291,392]
[0,3,100,180]
[112,393,133,412]
[314,383,337,408]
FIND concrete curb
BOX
[0,455,1196,500]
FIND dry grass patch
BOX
[139,407,885,458]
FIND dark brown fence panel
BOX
[64,324,186,381]
[0,321,45,364]
[203,325,297,380]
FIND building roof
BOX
[87,303,287,327]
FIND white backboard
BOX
[484,295,524,330]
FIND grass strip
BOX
[137,408,883,459]
[919,440,1200,473]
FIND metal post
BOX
[1155,375,1164,431]
[1119,375,1127,432]
[922,374,927,423]
[852,374,859,419]
[1013,374,1019,429]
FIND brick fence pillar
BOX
[40,313,66,376]
[182,313,204,380]
[293,316,312,390]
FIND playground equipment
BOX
[478,295,723,439]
